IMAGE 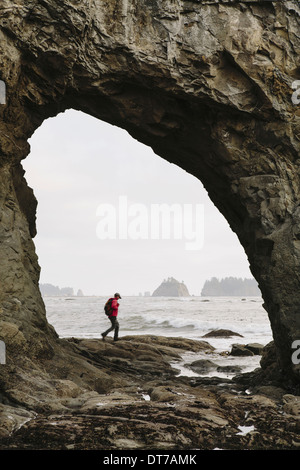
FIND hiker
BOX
[101,293,121,341]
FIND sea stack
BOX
[152,277,190,297]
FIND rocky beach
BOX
[0,333,299,451]
[0,0,300,457]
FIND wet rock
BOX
[121,335,215,353]
[253,386,286,401]
[202,329,243,338]
[245,343,264,355]
[0,404,36,438]
[0,335,300,450]
[217,365,243,374]
[230,343,265,357]
[149,386,181,403]
[94,375,117,395]
[53,379,82,398]
[186,359,219,373]
[282,394,300,416]
[230,344,254,357]
[74,335,207,379]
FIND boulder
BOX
[186,359,219,373]
[0,321,27,353]
[230,344,254,357]
[245,343,265,355]
[202,329,243,338]
[150,386,180,403]
[282,395,300,416]
[230,343,265,356]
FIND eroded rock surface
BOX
[0,335,299,450]
[0,0,300,450]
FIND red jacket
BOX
[110,298,119,317]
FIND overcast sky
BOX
[22,109,252,296]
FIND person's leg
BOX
[113,319,119,341]
[101,317,115,339]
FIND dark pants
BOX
[102,316,119,340]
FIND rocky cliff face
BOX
[0,0,300,402]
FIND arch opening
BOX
[23,109,265,345]
[7,76,299,383]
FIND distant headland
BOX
[40,284,84,297]
[152,277,190,297]
[201,277,261,297]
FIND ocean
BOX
[44,295,273,379]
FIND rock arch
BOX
[0,0,300,384]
